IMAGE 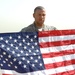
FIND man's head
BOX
[33,6,46,27]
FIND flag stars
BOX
[30,56,33,60]
[20,50,24,53]
[34,35,37,38]
[32,64,35,67]
[5,40,8,43]
[29,50,31,53]
[24,46,27,49]
[23,65,27,68]
[14,66,17,69]
[13,58,16,61]
[26,53,29,56]
[27,60,30,63]
[10,43,13,47]
[35,59,38,63]
[19,43,22,46]
[30,39,33,42]
[18,35,21,39]
[8,55,11,58]
[26,35,29,38]
[1,44,5,48]
[22,57,25,60]
[18,61,22,65]
[15,46,18,50]
[0,37,3,40]
[17,54,20,57]
[32,46,34,49]
[7,47,10,50]
[39,63,42,66]
[12,51,15,54]
[14,39,17,43]
[3,52,6,55]
[27,42,30,45]
[22,39,25,42]
[9,36,12,39]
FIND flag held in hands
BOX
[0,30,75,75]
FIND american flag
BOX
[0,30,75,75]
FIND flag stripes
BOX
[39,30,75,75]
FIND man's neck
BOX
[34,22,44,29]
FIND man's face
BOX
[33,9,46,26]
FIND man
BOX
[21,6,56,32]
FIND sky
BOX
[0,0,75,33]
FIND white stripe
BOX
[44,54,75,64]
[39,35,75,43]
[1,65,75,75]
[1,69,46,75]
[40,44,75,53]
[45,64,75,75]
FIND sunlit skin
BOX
[33,9,46,28]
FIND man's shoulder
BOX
[21,23,34,32]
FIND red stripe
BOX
[45,59,75,69]
[39,29,75,37]
[52,70,75,75]
[40,40,75,48]
[42,49,75,58]
[2,74,14,75]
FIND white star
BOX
[34,35,37,38]
[13,58,16,61]
[35,42,38,45]
[14,39,17,42]
[36,49,39,52]
[3,60,6,63]
[23,65,27,68]
[19,43,22,46]
[18,61,22,64]
[30,39,33,42]
[26,35,29,38]
[7,47,10,50]
[22,57,25,60]
[35,59,38,63]
[39,63,42,66]
[8,55,11,58]
[5,40,8,43]
[27,42,30,45]
[1,64,3,66]
[18,35,21,39]
[32,64,35,67]
[17,54,20,57]
[24,46,27,49]
[3,52,6,55]
[33,53,36,55]
[26,53,28,56]
[5,58,8,61]
[10,43,13,47]
[27,60,30,63]
[22,39,25,42]
[30,56,33,60]
[8,64,11,67]
[38,56,41,59]
[15,46,18,50]
[20,50,23,53]
[9,36,12,39]
[1,44,5,48]
[12,51,15,54]
[15,66,17,69]
[0,37,3,40]
[32,46,34,49]
[29,49,31,53]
